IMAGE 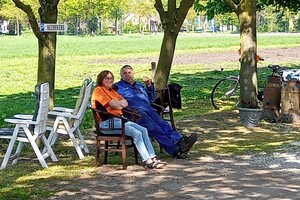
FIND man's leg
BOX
[146,109,198,158]
[137,111,180,156]
[146,109,182,143]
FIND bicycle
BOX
[210,64,283,110]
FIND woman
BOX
[91,70,166,169]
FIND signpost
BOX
[39,23,67,32]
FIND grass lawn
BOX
[0,32,300,199]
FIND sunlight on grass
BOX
[1,34,300,199]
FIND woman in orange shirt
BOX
[91,70,165,169]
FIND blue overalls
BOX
[115,80,182,156]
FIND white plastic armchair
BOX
[46,77,92,159]
[0,83,58,170]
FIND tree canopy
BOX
[195,0,300,20]
[259,0,300,13]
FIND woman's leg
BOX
[126,121,156,158]
[99,118,164,168]
[124,122,152,162]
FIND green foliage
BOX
[258,0,300,13]
[216,12,239,27]
[194,0,235,20]
[0,33,299,133]
[65,20,76,35]
[123,21,139,33]
[0,33,300,129]
[0,0,8,8]
[195,0,300,20]
[87,16,99,34]
[0,34,300,199]
[257,7,300,32]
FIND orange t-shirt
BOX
[91,86,124,122]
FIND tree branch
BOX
[177,0,194,27]
[12,0,44,40]
[223,0,238,12]
[168,0,176,14]
[53,0,60,6]
[154,0,165,21]
[154,0,165,25]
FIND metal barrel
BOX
[263,76,281,110]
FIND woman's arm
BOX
[108,99,128,110]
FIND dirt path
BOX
[48,47,300,200]
[49,113,300,200]
[110,46,300,66]
[49,154,300,199]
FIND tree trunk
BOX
[98,17,102,33]
[223,0,258,107]
[115,10,118,35]
[37,1,58,109]
[154,0,194,90]
[237,0,258,107]
[16,15,20,35]
[75,15,80,35]
[38,34,57,108]
[13,0,59,109]
[155,30,178,89]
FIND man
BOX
[115,65,197,159]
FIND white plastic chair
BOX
[0,83,58,170]
[46,77,92,159]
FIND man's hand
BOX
[142,76,151,87]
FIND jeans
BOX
[99,118,156,162]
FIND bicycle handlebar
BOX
[268,64,282,76]
[268,64,294,76]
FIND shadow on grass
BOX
[1,64,300,128]
[1,115,300,199]
[0,86,80,126]
[1,65,300,199]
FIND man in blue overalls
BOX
[115,65,197,159]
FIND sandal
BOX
[145,161,165,169]
[152,158,167,165]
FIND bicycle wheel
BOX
[211,78,240,110]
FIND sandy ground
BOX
[102,46,300,66]
[49,155,300,200]
[48,46,300,200]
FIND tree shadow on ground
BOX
[1,120,300,199]
[1,108,300,199]
[1,65,300,199]
[0,86,81,127]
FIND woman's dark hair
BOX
[96,70,114,86]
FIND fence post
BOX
[151,62,156,82]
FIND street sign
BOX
[39,23,67,32]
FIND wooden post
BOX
[280,80,300,123]
[150,62,156,82]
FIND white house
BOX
[0,19,9,34]
[124,13,159,32]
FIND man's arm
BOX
[142,76,156,102]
